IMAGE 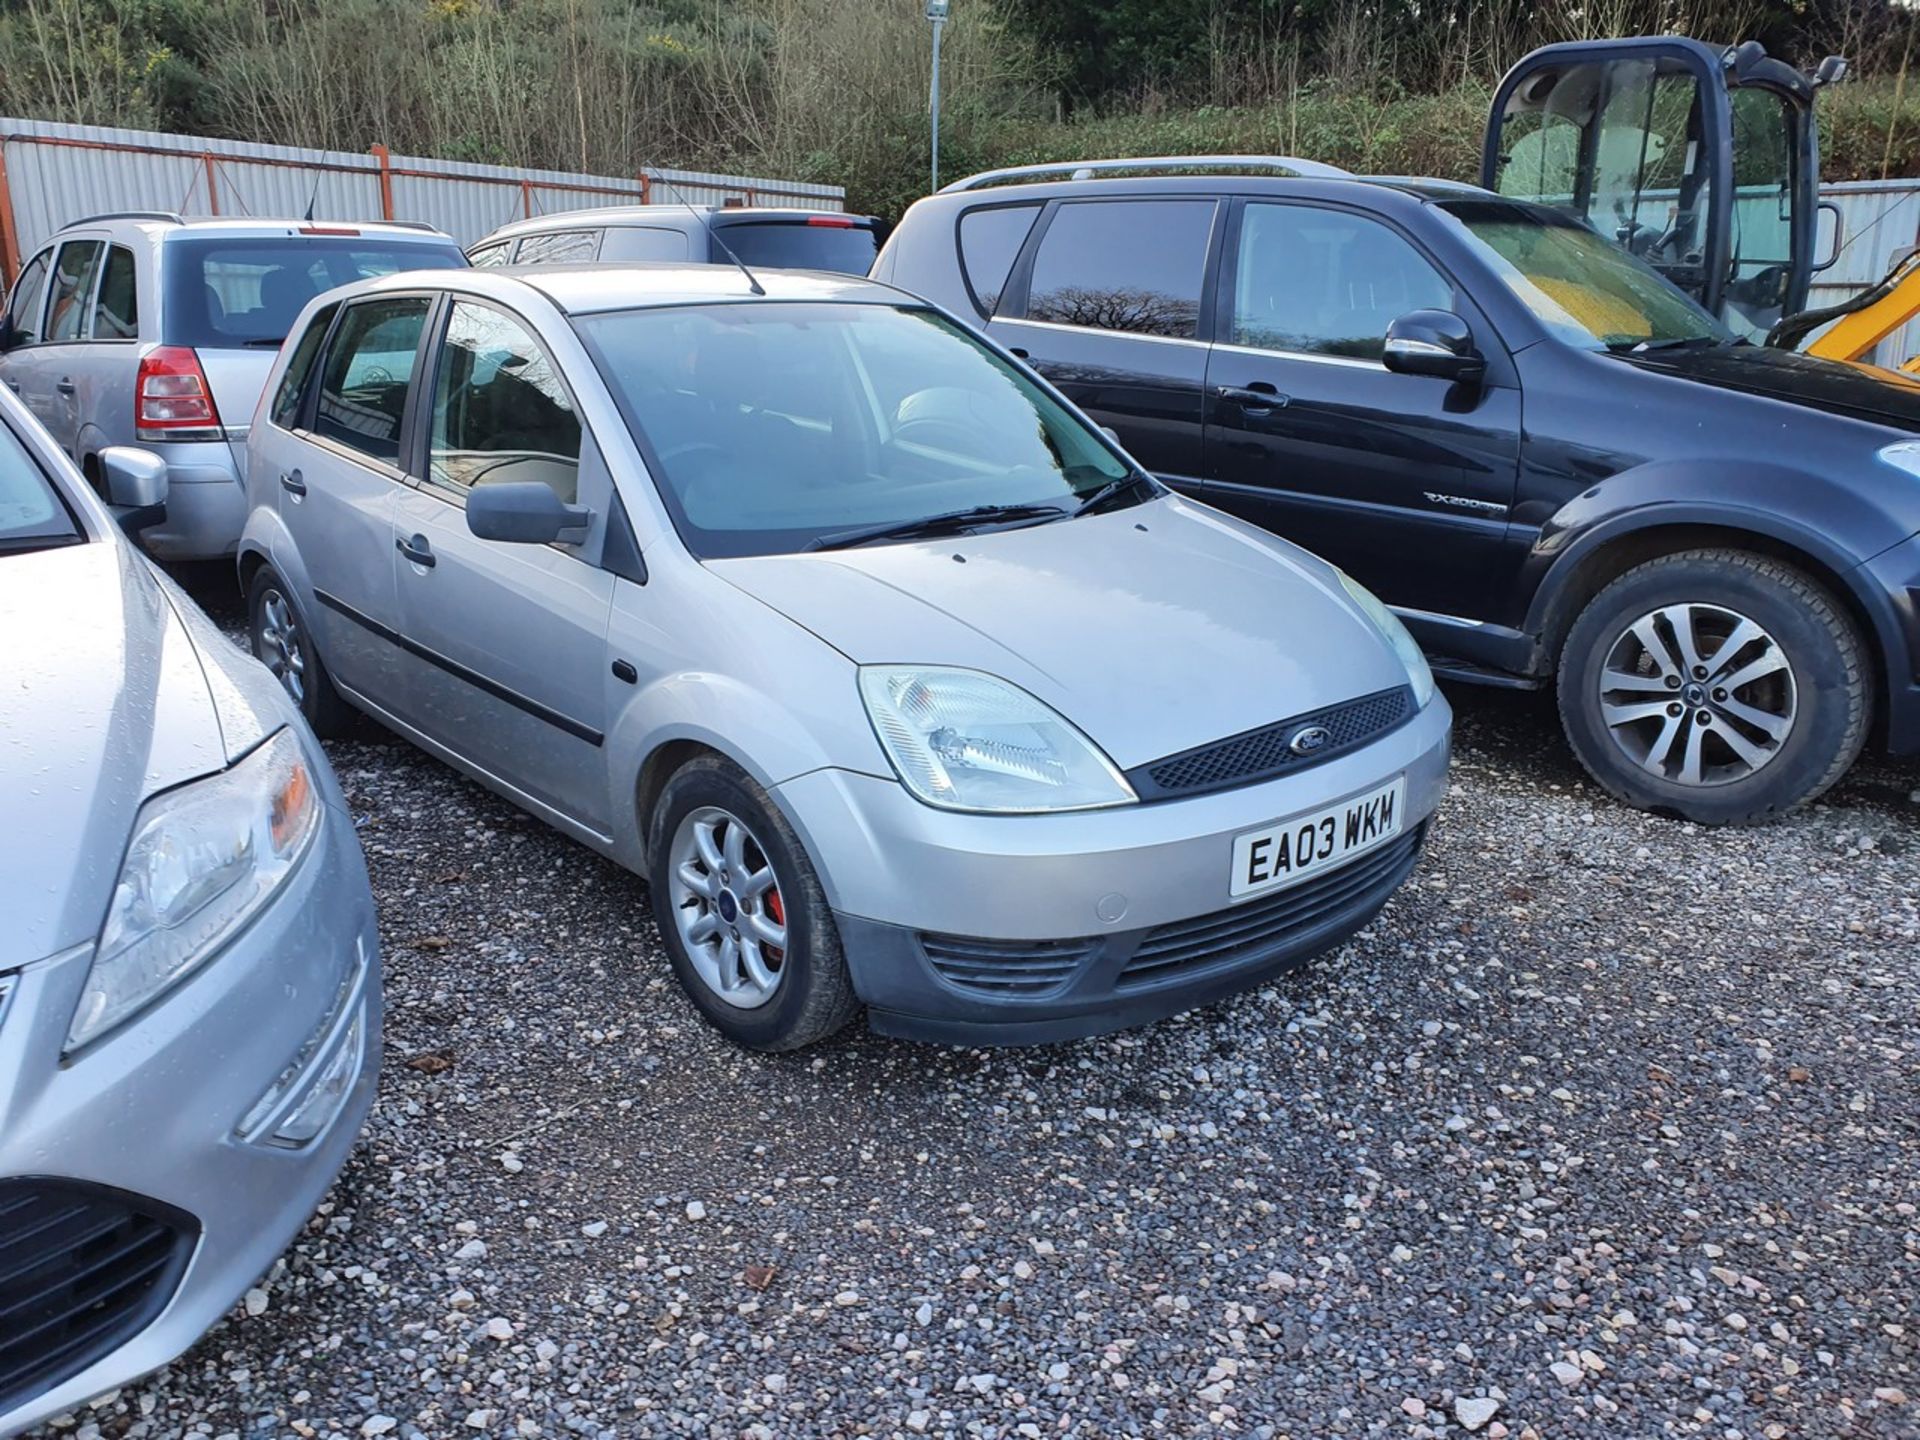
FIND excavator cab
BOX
[1482,37,1843,342]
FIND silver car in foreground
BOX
[0,390,380,1436]
[242,264,1449,1051]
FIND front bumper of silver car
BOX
[0,803,381,1437]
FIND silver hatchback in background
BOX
[242,264,1449,1051]
[0,213,464,560]
[0,389,381,1435]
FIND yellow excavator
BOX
[1482,37,1920,371]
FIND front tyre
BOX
[1557,550,1869,825]
[646,755,860,1051]
[248,565,355,738]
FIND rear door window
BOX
[516,230,601,264]
[313,296,430,465]
[272,302,340,429]
[1022,200,1215,338]
[5,251,51,346]
[163,236,463,350]
[46,240,105,343]
[958,204,1040,315]
[90,245,139,339]
[712,219,879,274]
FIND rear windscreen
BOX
[712,221,879,275]
[162,236,466,349]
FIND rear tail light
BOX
[137,346,222,440]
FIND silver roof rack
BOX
[940,154,1350,194]
[66,210,184,229]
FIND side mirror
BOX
[466,480,592,545]
[1383,309,1486,384]
[99,445,169,533]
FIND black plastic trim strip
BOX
[314,589,604,746]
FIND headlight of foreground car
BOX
[859,665,1137,813]
[69,727,321,1051]
[1339,571,1436,709]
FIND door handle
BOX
[279,469,307,497]
[55,378,75,396]
[396,533,436,568]
[1216,383,1287,413]
[1008,347,1029,360]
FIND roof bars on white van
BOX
[939,155,1351,193]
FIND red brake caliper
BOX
[765,890,786,963]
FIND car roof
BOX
[51,213,455,243]
[353,261,911,314]
[480,206,873,244]
[924,171,1492,206]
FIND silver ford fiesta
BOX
[0,389,379,1436]
[241,263,1450,1051]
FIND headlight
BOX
[858,666,1136,813]
[70,727,321,1051]
[1339,571,1436,708]
[1879,440,1920,479]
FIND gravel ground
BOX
[34,569,1920,1440]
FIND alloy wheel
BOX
[255,589,308,705]
[1596,602,1797,787]
[666,805,789,1009]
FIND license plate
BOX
[1230,777,1406,899]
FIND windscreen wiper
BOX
[805,502,1069,552]
[1071,472,1154,517]
[1627,335,1725,353]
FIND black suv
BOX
[875,158,1920,824]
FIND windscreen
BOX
[0,421,80,552]
[163,236,465,349]
[1438,199,1730,350]
[575,301,1134,558]
[712,220,879,275]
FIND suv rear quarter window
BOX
[1023,199,1216,339]
[958,204,1040,315]
[90,245,139,339]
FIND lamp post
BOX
[927,0,950,192]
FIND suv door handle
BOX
[1216,383,1287,412]
[279,469,307,497]
[396,533,436,568]
[54,378,75,396]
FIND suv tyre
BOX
[1557,550,1869,825]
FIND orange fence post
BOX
[371,144,395,220]
[521,179,534,218]
[0,143,20,283]
[639,172,652,204]
[202,152,220,215]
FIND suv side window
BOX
[1232,203,1453,361]
[90,245,139,339]
[467,241,513,268]
[516,230,600,264]
[429,301,580,503]
[272,302,340,429]
[46,240,105,343]
[314,296,430,464]
[600,226,690,262]
[5,250,51,346]
[1023,199,1215,339]
[958,204,1040,315]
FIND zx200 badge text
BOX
[242,263,1451,1051]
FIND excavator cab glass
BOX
[1483,38,1821,342]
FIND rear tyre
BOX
[1557,549,1868,825]
[646,755,859,1051]
[247,565,354,739]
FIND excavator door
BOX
[1482,37,1825,341]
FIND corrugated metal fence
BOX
[0,117,844,280]
[1810,177,1920,368]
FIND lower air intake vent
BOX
[0,1179,196,1413]
[919,933,1100,996]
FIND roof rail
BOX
[376,219,443,232]
[65,210,184,229]
[939,155,1350,193]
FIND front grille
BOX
[1132,687,1414,799]
[1119,825,1423,989]
[0,1180,196,1413]
[920,934,1100,997]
